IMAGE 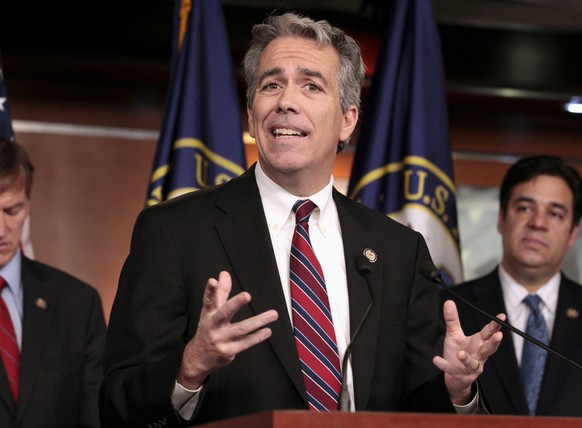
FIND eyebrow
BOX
[299,67,327,84]
[257,67,283,84]
[256,67,328,86]
[2,201,25,212]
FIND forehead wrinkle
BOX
[257,65,328,85]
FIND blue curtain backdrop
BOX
[348,0,462,284]
[147,0,246,206]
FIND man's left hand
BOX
[433,300,504,405]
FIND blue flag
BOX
[147,0,246,206]
[348,0,462,284]
[0,49,15,141]
[1,50,34,257]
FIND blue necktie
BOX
[521,294,548,415]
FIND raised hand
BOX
[177,271,279,389]
[433,300,504,405]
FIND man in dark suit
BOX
[0,139,106,428]
[100,13,503,427]
[449,155,582,416]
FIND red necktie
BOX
[290,200,341,411]
[0,277,19,402]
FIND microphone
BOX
[419,261,582,372]
[339,254,375,411]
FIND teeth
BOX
[273,128,302,137]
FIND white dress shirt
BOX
[254,161,355,409]
[498,266,558,365]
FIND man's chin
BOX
[518,258,551,273]
[0,248,17,267]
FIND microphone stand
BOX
[339,255,375,411]
[421,261,582,372]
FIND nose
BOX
[276,85,299,114]
[0,213,6,237]
[527,209,549,230]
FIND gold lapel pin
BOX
[566,308,579,319]
[363,248,378,263]
[35,298,48,310]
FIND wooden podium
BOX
[197,410,582,428]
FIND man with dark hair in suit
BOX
[100,12,503,427]
[0,138,106,428]
[450,155,582,416]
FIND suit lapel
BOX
[334,191,380,409]
[213,171,388,407]
[214,167,306,401]
[537,276,582,413]
[0,330,15,414]
[17,259,55,421]
[471,272,528,413]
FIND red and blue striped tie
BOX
[0,277,19,402]
[290,199,342,411]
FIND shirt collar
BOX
[0,249,22,295]
[255,161,335,236]
[499,265,560,315]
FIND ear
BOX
[497,209,504,234]
[339,105,358,142]
[247,105,255,138]
[568,223,580,247]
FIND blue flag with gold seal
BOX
[0,49,15,141]
[348,0,462,284]
[147,0,246,206]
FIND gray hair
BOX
[242,12,366,151]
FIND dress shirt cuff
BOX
[172,380,202,420]
[453,388,480,414]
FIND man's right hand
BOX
[176,271,279,390]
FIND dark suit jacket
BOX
[100,166,456,427]
[0,257,106,428]
[448,268,582,416]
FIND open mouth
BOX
[271,127,307,138]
